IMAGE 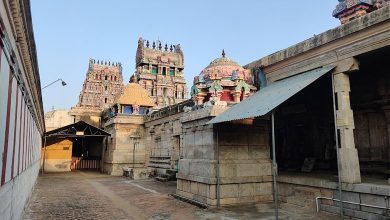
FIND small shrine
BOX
[333,0,389,24]
[190,50,256,105]
[110,83,155,116]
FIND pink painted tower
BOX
[76,59,124,110]
[191,50,256,105]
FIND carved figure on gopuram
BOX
[190,50,257,106]
[131,37,188,109]
[75,58,124,110]
[333,0,389,24]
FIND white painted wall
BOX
[0,1,44,219]
[0,161,39,220]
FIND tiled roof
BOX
[115,83,155,107]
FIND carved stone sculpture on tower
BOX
[191,50,256,106]
[132,37,188,109]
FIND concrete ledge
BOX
[278,174,390,196]
[320,204,390,219]
[177,174,273,184]
[104,114,144,127]
[176,189,273,206]
[181,106,228,123]
[177,174,217,184]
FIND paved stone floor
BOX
[23,171,343,220]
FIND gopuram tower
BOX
[132,37,188,108]
[76,58,124,110]
[70,59,124,127]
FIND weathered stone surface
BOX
[339,148,361,183]
[103,115,147,178]
[360,193,388,214]
[177,109,272,206]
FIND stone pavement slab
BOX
[23,171,342,220]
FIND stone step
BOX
[166,169,177,175]
[149,159,170,163]
[148,164,172,169]
[155,176,169,182]
[160,174,170,178]
[285,196,314,208]
[158,172,177,181]
[150,156,171,159]
[280,202,315,214]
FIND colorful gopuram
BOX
[132,37,188,108]
[76,59,124,110]
[190,50,256,105]
[333,0,390,24]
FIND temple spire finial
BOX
[222,49,226,58]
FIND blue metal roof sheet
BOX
[207,66,335,124]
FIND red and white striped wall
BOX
[0,46,42,187]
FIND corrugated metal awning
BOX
[207,66,335,124]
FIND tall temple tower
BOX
[76,59,124,110]
[133,37,188,108]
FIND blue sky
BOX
[31,1,339,112]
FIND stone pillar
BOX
[102,115,148,178]
[334,72,361,183]
[196,95,205,105]
[232,91,241,103]
[382,108,390,164]
[216,91,223,102]
[242,92,249,100]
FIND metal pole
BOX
[133,140,136,169]
[271,111,279,220]
[101,137,107,173]
[216,124,220,207]
[42,78,66,90]
[331,73,344,219]
[41,136,47,174]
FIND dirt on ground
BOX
[23,171,342,220]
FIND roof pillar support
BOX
[333,70,361,184]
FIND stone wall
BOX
[103,115,148,178]
[144,100,194,175]
[145,113,184,175]
[44,109,74,132]
[176,106,273,206]
[69,107,102,128]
